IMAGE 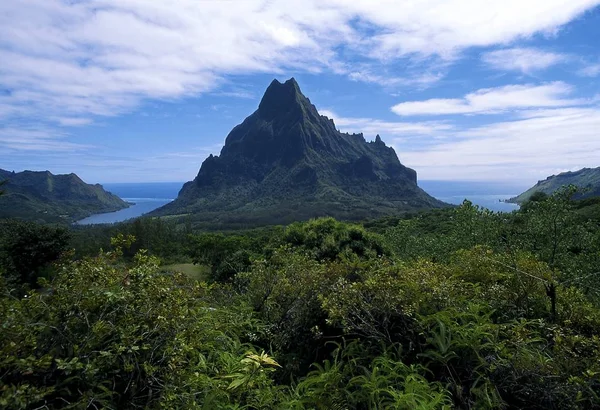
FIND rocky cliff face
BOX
[153,78,447,228]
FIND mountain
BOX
[0,169,129,223]
[507,167,600,204]
[152,78,448,228]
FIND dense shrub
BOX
[2,189,600,408]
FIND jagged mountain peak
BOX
[220,77,342,166]
[152,78,448,227]
[257,77,316,121]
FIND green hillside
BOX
[508,167,600,204]
[0,169,129,223]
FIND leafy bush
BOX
[0,219,70,290]
[3,188,600,409]
[0,243,280,409]
[281,217,389,262]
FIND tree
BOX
[281,217,388,262]
[0,243,282,409]
[187,233,255,282]
[0,220,70,289]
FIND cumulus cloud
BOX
[482,48,568,73]
[336,0,599,58]
[391,82,585,116]
[1,0,599,127]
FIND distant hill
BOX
[151,78,448,228]
[507,167,600,204]
[0,169,129,223]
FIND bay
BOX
[76,180,528,225]
[75,182,183,225]
[419,180,529,212]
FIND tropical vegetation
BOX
[1,186,600,409]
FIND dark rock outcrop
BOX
[153,78,447,227]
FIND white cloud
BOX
[387,80,600,181]
[399,107,600,181]
[391,82,585,116]
[320,103,600,183]
[1,0,599,128]
[0,127,92,151]
[54,117,94,126]
[482,47,567,73]
[211,91,255,99]
[347,71,445,89]
[335,0,600,58]
[320,109,453,138]
[579,63,600,77]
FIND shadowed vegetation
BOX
[1,186,600,409]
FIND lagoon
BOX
[75,198,174,225]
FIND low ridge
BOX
[0,169,129,223]
[152,78,448,228]
[507,167,600,204]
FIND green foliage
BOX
[3,187,600,409]
[0,219,70,290]
[0,243,282,409]
[281,217,389,262]
[286,341,452,409]
[384,200,500,262]
[509,167,600,204]
[239,249,333,375]
[0,169,129,223]
[518,186,581,268]
[70,217,193,263]
[188,232,261,282]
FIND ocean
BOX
[418,180,527,212]
[75,180,527,225]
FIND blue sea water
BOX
[419,180,529,212]
[76,180,527,225]
[75,182,183,225]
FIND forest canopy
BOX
[1,187,600,409]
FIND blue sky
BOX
[1,0,600,185]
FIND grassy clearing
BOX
[161,263,210,282]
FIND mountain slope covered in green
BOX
[152,78,448,228]
[0,169,129,223]
[508,167,600,204]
